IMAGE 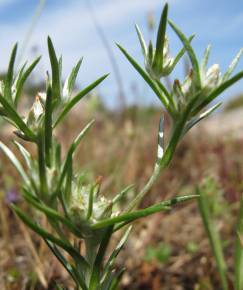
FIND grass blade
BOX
[197,186,229,290]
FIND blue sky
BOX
[0,0,242,108]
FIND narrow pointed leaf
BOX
[192,71,243,115]
[4,43,18,101]
[14,56,41,105]
[170,34,195,72]
[117,44,171,112]
[54,74,108,128]
[54,119,95,194]
[112,184,134,205]
[86,184,95,220]
[0,141,29,184]
[22,190,82,237]
[0,94,35,140]
[201,44,211,74]
[63,58,83,99]
[89,226,113,290]
[153,3,168,70]
[135,24,147,56]
[47,36,61,101]
[12,204,88,266]
[63,154,72,206]
[222,48,243,82]
[45,240,83,290]
[103,226,131,278]
[184,102,221,134]
[197,187,228,290]
[169,20,201,87]
[92,195,198,230]
[13,140,32,169]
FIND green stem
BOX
[37,131,48,200]
[126,112,188,212]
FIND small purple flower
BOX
[5,188,20,204]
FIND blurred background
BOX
[0,1,243,290]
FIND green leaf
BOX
[112,184,134,205]
[222,48,243,82]
[201,44,211,75]
[89,226,113,290]
[0,141,29,184]
[86,184,95,220]
[170,34,195,73]
[63,153,72,207]
[14,56,41,106]
[44,85,53,166]
[135,24,147,56]
[168,20,201,87]
[192,71,243,115]
[117,43,172,113]
[22,189,82,237]
[153,3,168,71]
[197,186,228,290]
[47,36,61,101]
[92,195,198,230]
[13,141,32,169]
[0,94,36,141]
[12,204,88,266]
[54,119,95,196]
[54,74,108,128]
[63,58,83,100]
[103,226,131,280]
[45,240,87,290]
[184,102,222,134]
[4,43,18,102]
